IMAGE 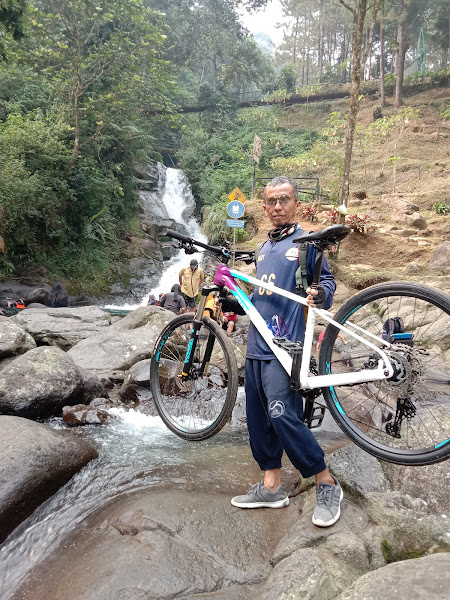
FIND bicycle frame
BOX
[213,263,394,390]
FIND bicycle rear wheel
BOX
[150,314,238,440]
[319,282,450,465]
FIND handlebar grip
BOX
[165,229,192,243]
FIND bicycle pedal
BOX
[273,337,303,354]
[307,405,326,429]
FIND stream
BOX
[0,412,252,599]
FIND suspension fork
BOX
[180,285,225,380]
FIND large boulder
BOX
[0,346,106,419]
[24,286,51,306]
[12,489,301,600]
[0,415,98,543]
[380,195,426,228]
[12,306,112,351]
[0,316,36,358]
[335,553,450,600]
[328,443,450,560]
[428,241,450,274]
[67,305,175,377]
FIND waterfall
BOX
[148,168,207,300]
[103,166,207,310]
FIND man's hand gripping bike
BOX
[150,225,450,466]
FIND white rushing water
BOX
[104,167,207,310]
[0,409,248,599]
[148,167,208,299]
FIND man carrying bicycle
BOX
[229,176,343,527]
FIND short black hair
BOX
[264,176,298,200]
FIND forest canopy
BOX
[0,0,448,288]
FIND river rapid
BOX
[0,411,252,598]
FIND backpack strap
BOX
[254,240,266,265]
[295,240,310,298]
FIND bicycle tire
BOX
[150,314,239,441]
[319,282,450,465]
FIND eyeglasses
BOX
[265,194,294,207]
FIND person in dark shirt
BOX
[228,176,343,527]
[160,284,186,315]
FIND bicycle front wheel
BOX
[319,282,450,465]
[150,314,238,441]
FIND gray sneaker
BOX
[312,475,343,527]
[231,482,289,509]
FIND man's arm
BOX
[178,269,183,286]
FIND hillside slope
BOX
[237,85,450,294]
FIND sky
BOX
[238,0,285,48]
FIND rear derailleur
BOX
[385,397,417,439]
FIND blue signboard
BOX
[227,201,245,219]
[226,219,245,229]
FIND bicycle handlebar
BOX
[165,229,254,263]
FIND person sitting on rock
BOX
[50,283,68,308]
[221,311,237,335]
[159,284,186,315]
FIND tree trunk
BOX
[292,15,299,67]
[380,0,386,107]
[362,2,379,82]
[395,0,406,108]
[317,0,324,83]
[338,0,368,211]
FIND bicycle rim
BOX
[150,314,238,441]
[319,282,450,465]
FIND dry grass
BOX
[236,86,450,291]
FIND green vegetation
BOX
[0,0,176,289]
[176,104,319,243]
[434,203,450,215]
[381,539,426,564]
[0,0,448,289]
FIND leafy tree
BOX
[25,0,173,167]
[147,0,272,99]
[0,0,26,57]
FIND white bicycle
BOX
[150,225,450,466]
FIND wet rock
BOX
[0,346,105,419]
[67,306,182,375]
[0,415,97,543]
[119,359,151,403]
[12,305,112,351]
[24,286,51,305]
[14,490,300,600]
[62,403,113,426]
[0,316,36,358]
[335,553,450,600]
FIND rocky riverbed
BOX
[0,303,449,600]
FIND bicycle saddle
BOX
[293,224,351,246]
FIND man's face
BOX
[263,183,300,227]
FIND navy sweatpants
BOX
[245,358,327,478]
